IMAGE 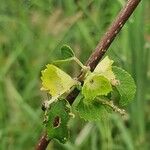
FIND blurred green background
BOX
[0,0,150,149]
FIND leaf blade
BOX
[82,73,112,103]
[45,99,71,143]
[76,98,108,121]
[112,66,136,106]
[94,56,116,81]
[41,64,76,98]
[61,45,75,59]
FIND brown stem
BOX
[35,133,50,150]
[35,0,141,149]
[86,0,141,71]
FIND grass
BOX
[0,0,150,149]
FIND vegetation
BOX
[0,0,150,150]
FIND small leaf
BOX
[45,99,71,143]
[76,98,108,121]
[82,73,112,103]
[41,64,76,98]
[61,45,75,59]
[112,66,136,106]
[94,56,116,81]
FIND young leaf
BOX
[76,98,108,121]
[61,45,75,59]
[112,66,136,106]
[45,99,71,143]
[41,64,76,98]
[82,73,112,102]
[94,56,116,81]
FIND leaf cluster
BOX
[40,45,136,143]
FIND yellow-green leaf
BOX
[41,64,76,98]
[82,73,112,103]
[94,56,116,82]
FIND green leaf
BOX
[94,56,116,82]
[112,66,136,106]
[76,98,108,121]
[61,45,75,59]
[41,64,76,98]
[82,73,112,103]
[45,99,71,143]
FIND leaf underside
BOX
[76,98,108,121]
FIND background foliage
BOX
[0,0,150,149]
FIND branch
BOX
[35,133,50,150]
[86,0,141,71]
[35,0,141,149]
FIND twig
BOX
[35,0,141,149]
[85,0,141,71]
[35,133,50,150]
